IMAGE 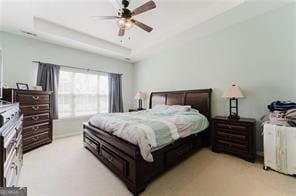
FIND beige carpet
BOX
[18,135,295,196]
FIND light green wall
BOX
[134,4,296,152]
[1,32,134,138]
[1,32,133,98]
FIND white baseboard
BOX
[53,132,82,140]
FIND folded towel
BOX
[268,101,296,112]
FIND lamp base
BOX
[228,115,240,120]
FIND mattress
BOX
[88,105,209,162]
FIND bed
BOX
[83,89,212,195]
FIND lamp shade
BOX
[134,91,146,100]
[222,85,244,98]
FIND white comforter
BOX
[88,105,209,162]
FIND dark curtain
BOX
[108,73,123,113]
[36,62,60,119]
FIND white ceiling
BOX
[0,0,293,61]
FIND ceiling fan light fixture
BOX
[117,18,133,30]
[93,0,156,36]
[125,19,133,29]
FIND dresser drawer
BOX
[17,94,50,105]
[4,128,18,163]
[21,104,50,115]
[23,122,50,138]
[101,146,127,176]
[23,139,50,152]
[5,161,18,187]
[23,113,49,126]
[4,150,18,187]
[15,117,23,138]
[23,132,50,146]
[15,135,23,165]
[23,129,50,140]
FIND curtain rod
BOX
[32,61,122,75]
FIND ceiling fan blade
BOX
[91,16,120,20]
[118,28,125,36]
[132,0,156,16]
[131,19,153,32]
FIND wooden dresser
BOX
[0,103,23,187]
[3,89,52,153]
[212,116,256,162]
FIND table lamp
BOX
[134,91,146,110]
[222,85,244,120]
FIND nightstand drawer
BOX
[216,139,248,151]
[215,126,248,136]
[216,130,247,143]
[216,122,248,133]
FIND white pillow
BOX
[167,105,192,112]
[151,104,169,111]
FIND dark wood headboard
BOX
[149,89,212,119]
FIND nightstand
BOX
[128,108,146,112]
[212,116,256,162]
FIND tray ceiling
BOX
[0,0,292,61]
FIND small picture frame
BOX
[16,83,29,90]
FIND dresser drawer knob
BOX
[32,105,40,110]
[32,95,40,100]
[32,126,39,131]
[32,116,39,121]
[10,162,18,174]
[10,162,16,169]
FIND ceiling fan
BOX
[92,0,156,36]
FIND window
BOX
[58,69,109,118]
